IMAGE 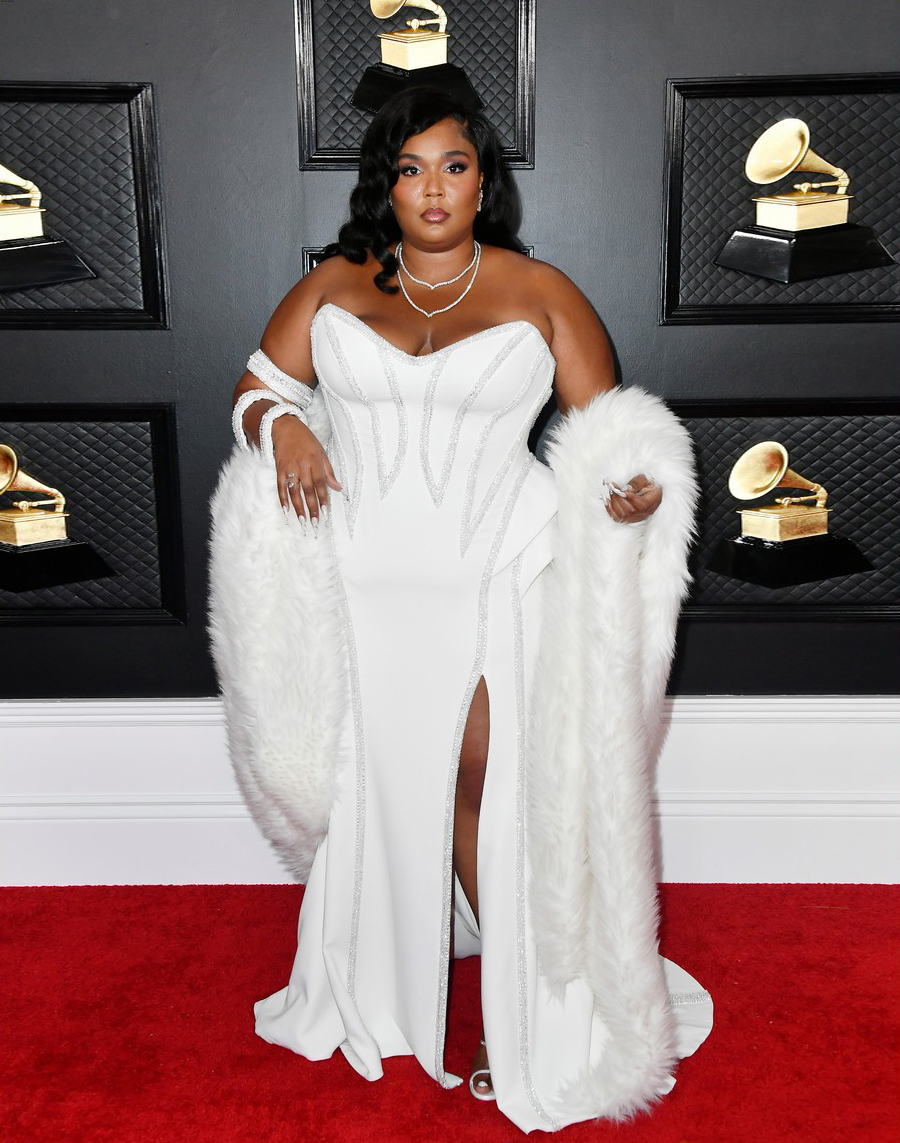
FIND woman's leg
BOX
[454,674,492,1095]
[454,674,490,923]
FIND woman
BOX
[210,86,712,1133]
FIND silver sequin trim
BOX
[669,989,712,1005]
[258,403,310,467]
[375,344,409,498]
[315,302,540,365]
[511,554,560,1129]
[459,349,554,556]
[314,316,365,537]
[421,327,530,508]
[247,348,315,409]
[320,315,407,502]
[310,330,350,507]
[231,388,280,452]
[434,452,537,1089]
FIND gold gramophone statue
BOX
[374,0,448,69]
[715,118,894,283]
[0,161,45,241]
[706,439,871,588]
[0,443,69,545]
[352,1,481,114]
[729,440,829,542]
[0,160,94,293]
[0,443,113,591]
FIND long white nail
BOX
[321,503,328,523]
[311,516,319,539]
[299,516,307,536]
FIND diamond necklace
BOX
[396,241,481,318]
[396,240,479,289]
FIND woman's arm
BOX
[538,263,662,523]
[232,264,341,528]
[539,264,616,416]
[231,273,323,449]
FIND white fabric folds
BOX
[207,383,699,1118]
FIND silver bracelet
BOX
[232,388,281,451]
[259,403,310,467]
[247,349,314,410]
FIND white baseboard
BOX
[2,697,897,885]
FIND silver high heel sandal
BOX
[468,1038,495,1101]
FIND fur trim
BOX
[207,387,350,882]
[526,386,698,1119]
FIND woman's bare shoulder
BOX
[485,248,585,309]
[524,257,605,334]
[515,259,615,411]
[254,255,359,380]
[527,255,585,301]
[484,244,533,264]
[263,254,363,342]
[280,252,362,311]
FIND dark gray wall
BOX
[2,0,896,697]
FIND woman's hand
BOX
[273,415,342,534]
[604,473,662,524]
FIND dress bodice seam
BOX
[312,302,555,365]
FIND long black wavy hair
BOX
[319,86,525,294]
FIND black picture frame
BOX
[0,403,186,625]
[302,246,329,277]
[671,398,899,621]
[295,0,535,169]
[0,82,169,329]
[660,72,900,325]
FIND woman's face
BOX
[390,117,483,249]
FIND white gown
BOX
[253,302,713,1133]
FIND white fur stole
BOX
[207,387,349,882]
[527,385,699,1120]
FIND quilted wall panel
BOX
[679,408,898,610]
[0,84,167,325]
[0,416,174,614]
[667,80,900,314]
[300,0,531,164]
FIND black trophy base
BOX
[714,223,895,284]
[0,538,114,592]
[351,63,482,115]
[707,533,872,589]
[0,234,95,293]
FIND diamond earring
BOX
[477,187,483,212]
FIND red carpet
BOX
[1,884,897,1142]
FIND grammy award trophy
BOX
[706,440,871,588]
[0,444,113,591]
[352,1,482,114]
[0,161,95,293]
[715,119,895,283]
